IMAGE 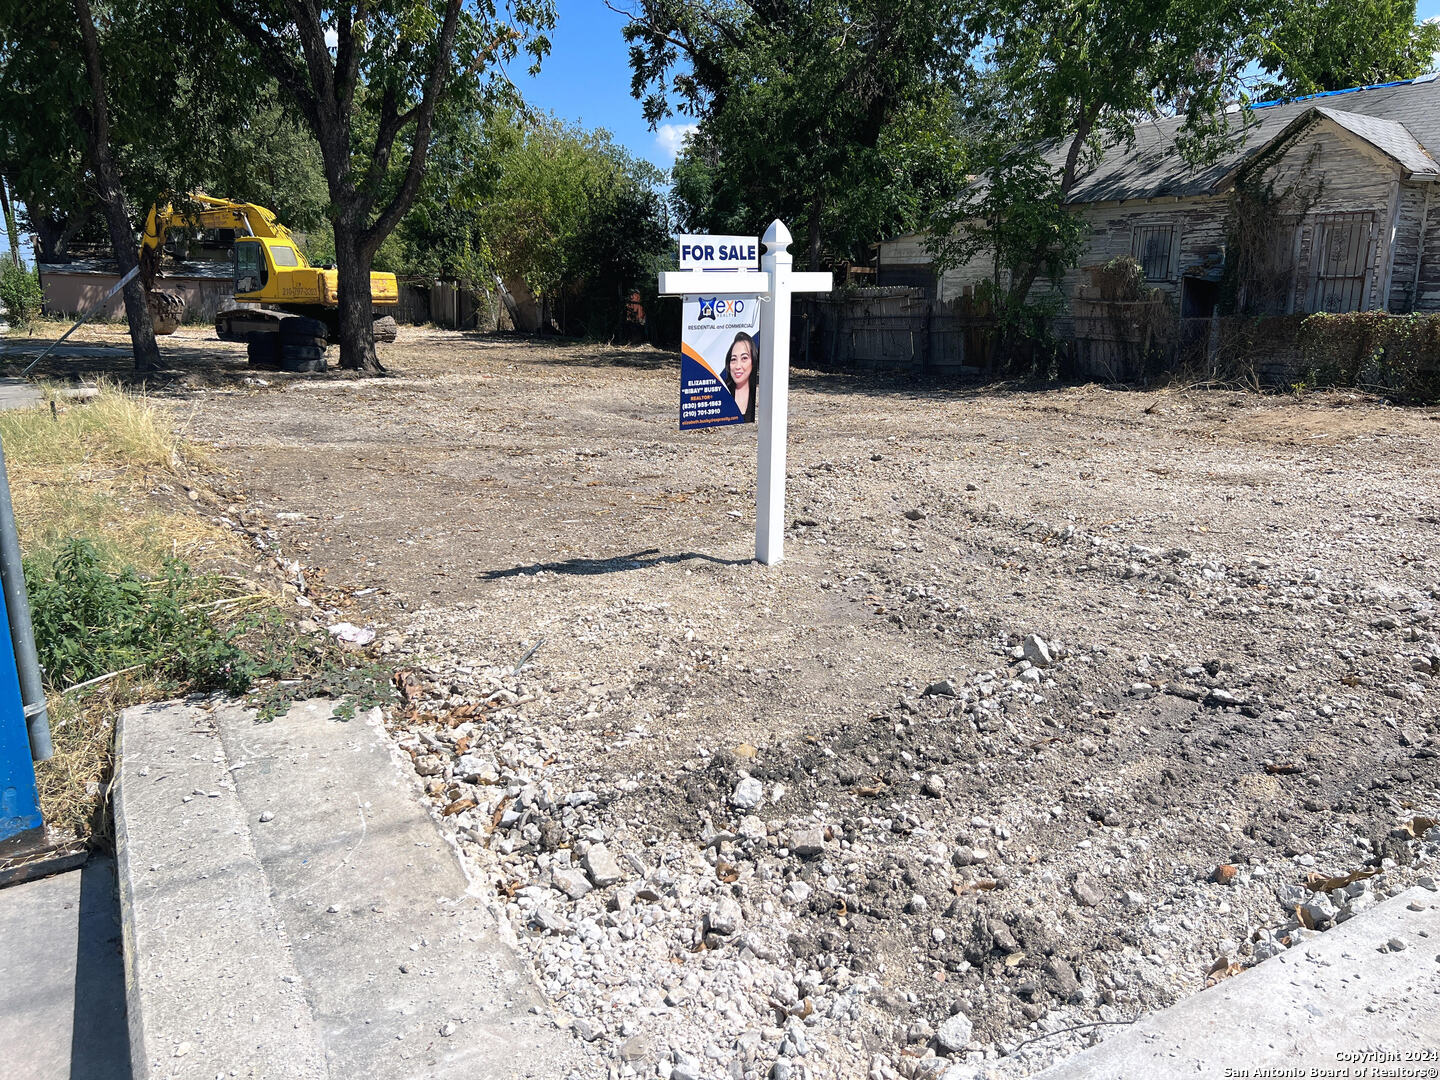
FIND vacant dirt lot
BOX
[95,328,1440,1076]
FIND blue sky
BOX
[4,0,1440,258]
[508,0,695,171]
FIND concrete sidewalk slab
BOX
[1032,886,1440,1079]
[214,698,575,1079]
[115,700,329,1080]
[115,698,581,1079]
[0,377,43,411]
[0,857,130,1080]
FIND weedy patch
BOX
[0,381,230,575]
[5,384,393,846]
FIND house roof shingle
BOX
[1063,75,1440,205]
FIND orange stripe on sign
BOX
[682,341,722,381]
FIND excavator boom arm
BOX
[141,194,299,256]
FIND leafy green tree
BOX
[1257,0,1440,98]
[0,0,165,366]
[670,90,967,268]
[0,0,326,367]
[464,113,670,336]
[930,0,1266,319]
[210,0,555,371]
[615,0,974,268]
[0,259,46,330]
[389,99,513,288]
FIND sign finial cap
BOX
[762,219,791,250]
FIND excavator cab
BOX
[235,238,266,295]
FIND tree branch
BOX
[212,0,320,130]
[359,0,463,255]
[334,1,374,114]
[282,0,337,128]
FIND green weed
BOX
[26,537,250,694]
[0,261,44,331]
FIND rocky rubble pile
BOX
[377,624,1440,1080]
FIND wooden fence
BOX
[796,288,999,377]
[394,281,505,331]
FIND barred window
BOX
[1131,225,1176,281]
[1307,212,1375,313]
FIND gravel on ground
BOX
[153,326,1440,1080]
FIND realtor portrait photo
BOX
[720,331,759,423]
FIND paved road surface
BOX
[0,857,131,1079]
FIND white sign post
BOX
[659,219,832,566]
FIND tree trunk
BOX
[1007,100,1101,314]
[35,218,65,264]
[73,0,160,372]
[33,214,79,264]
[333,221,380,372]
[0,178,21,267]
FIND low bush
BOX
[1298,311,1440,403]
[25,538,251,694]
[0,260,45,330]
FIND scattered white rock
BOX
[732,776,764,811]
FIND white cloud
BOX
[324,27,339,49]
[655,123,698,162]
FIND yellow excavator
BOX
[140,194,399,371]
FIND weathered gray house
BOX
[877,75,1440,344]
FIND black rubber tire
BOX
[283,355,328,373]
[282,344,325,363]
[289,335,329,352]
[278,315,329,341]
[247,338,281,367]
[372,315,398,343]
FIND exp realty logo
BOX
[697,297,748,321]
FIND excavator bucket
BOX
[147,290,185,335]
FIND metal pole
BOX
[755,220,793,566]
[0,438,50,760]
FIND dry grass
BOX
[33,687,123,840]
[0,382,234,574]
[0,383,241,845]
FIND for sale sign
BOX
[679,293,760,429]
[677,235,759,272]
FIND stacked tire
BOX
[277,315,329,373]
[246,336,280,367]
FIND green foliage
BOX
[219,607,398,722]
[205,0,557,368]
[388,99,507,287]
[26,536,401,719]
[26,538,250,694]
[482,116,669,295]
[399,110,670,337]
[926,141,1085,297]
[1089,257,1152,303]
[0,0,320,261]
[0,259,44,329]
[928,0,1267,320]
[246,633,398,722]
[624,0,975,267]
[1298,311,1440,402]
[1257,0,1440,98]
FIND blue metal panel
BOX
[0,583,41,841]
